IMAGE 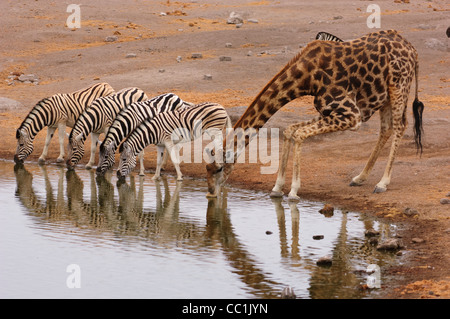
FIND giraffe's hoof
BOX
[38,158,46,165]
[85,165,92,170]
[269,191,284,198]
[349,180,363,187]
[373,186,387,193]
[56,157,64,164]
[139,172,145,176]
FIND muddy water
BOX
[0,160,399,299]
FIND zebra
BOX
[14,82,115,164]
[117,102,231,181]
[96,92,194,176]
[315,31,344,42]
[66,87,148,170]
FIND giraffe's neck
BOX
[225,52,313,164]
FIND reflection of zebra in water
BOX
[14,82,115,164]
[315,31,343,42]
[117,102,231,181]
[96,93,193,176]
[67,87,148,170]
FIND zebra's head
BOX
[117,142,136,181]
[96,140,117,176]
[66,133,85,170]
[14,128,34,164]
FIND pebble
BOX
[18,74,39,83]
[219,56,232,61]
[316,256,333,266]
[225,43,232,48]
[412,238,425,244]
[125,53,137,58]
[440,198,450,205]
[319,204,334,216]
[158,69,165,73]
[105,35,118,42]
[313,235,324,240]
[376,238,402,251]
[227,12,243,25]
[403,207,419,217]
[247,19,259,23]
[191,53,203,59]
[203,74,213,80]
[265,230,273,235]
[176,56,182,63]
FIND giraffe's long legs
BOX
[287,98,361,201]
[270,118,319,197]
[373,87,409,193]
[350,104,393,186]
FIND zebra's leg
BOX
[160,148,169,171]
[38,126,57,164]
[85,132,100,170]
[165,141,183,181]
[56,122,66,164]
[152,145,165,181]
[138,150,145,176]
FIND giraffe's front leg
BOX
[287,141,302,202]
[270,136,291,198]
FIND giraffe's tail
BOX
[412,59,424,155]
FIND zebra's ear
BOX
[16,129,21,139]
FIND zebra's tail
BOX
[412,60,424,155]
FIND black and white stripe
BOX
[315,31,344,42]
[66,87,148,170]
[117,102,231,181]
[96,93,193,176]
[14,82,115,164]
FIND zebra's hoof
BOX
[269,191,284,198]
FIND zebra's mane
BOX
[17,97,52,135]
[315,31,344,42]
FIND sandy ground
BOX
[1,0,449,298]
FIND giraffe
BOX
[206,30,424,199]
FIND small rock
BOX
[404,207,419,217]
[158,69,165,73]
[105,35,118,42]
[225,43,232,48]
[203,74,213,80]
[365,229,380,237]
[313,235,324,240]
[281,286,296,299]
[440,198,450,205]
[376,238,402,251]
[246,51,253,56]
[191,53,203,59]
[265,230,273,235]
[227,11,243,24]
[219,56,232,61]
[446,192,450,197]
[319,204,334,216]
[18,74,39,83]
[412,237,425,244]
[247,19,259,23]
[126,53,137,58]
[333,15,343,20]
[176,56,182,63]
[235,23,243,28]
[159,12,167,16]
[317,256,333,266]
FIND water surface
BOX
[0,160,398,299]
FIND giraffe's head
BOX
[205,151,234,198]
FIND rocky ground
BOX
[0,0,449,298]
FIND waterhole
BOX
[0,160,399,299]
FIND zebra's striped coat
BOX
[14,82,115,164]
[117,102,231,181]
[96,93,193,176]
[67,87,148,170]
